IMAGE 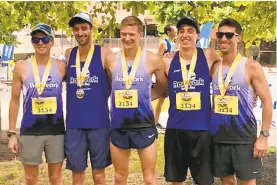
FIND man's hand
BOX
[253,135,268,158]
[8,136,19,154]
[163,52,176,58]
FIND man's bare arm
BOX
[9,62,24,131]
[101,47,113,69]
[65,48,72,66]
[151,54,168,101]
[249,60,272,158]
[251,61,272,131]
[105,53,116,89]
[204,48,222,71]
[157,41,166,56]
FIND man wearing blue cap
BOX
[8,23,66,185]
[64,13,112,185]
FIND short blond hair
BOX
[120,16,143,32]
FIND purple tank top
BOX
[66,45,110,129]
[167,48,211,130]
[210,57,257,144]
[21,58,65,135]
[110,49,154,129]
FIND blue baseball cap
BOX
[30,23,55,40]
[69,13,93,27]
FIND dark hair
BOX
[218,18,242,34]
[164,24,174,35]
[71,17,92,29]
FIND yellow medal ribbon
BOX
[32,57,52,96]
[121,47,142,89]
[218,53,242,96]
[76,44,95,88]
[179,49,198,91]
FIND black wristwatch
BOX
[7,131,16,137]
[260,130,270,137]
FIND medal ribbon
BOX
[121,47,142,89]
[32,57,52,96]
[218,53,242,96]
[179,49,198,91]
[76,45,95,88]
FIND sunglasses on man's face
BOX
[216,32,239,39]
[31,37,51,44]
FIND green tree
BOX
[1,1,275,49]
[0,1,91,45]
[0,1,121,45]
[126,1,276,48]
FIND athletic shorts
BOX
[213,143,264,180]
[19,135,65,165]
[110,126,158,149]
[65,128,111,172]
[164,129,213,184]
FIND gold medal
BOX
[75,44,95,100]
[32,57,52,97]
[121,47,142,90]
[76,88,85,99]
[179,49,197,92]
[214,53,242,115]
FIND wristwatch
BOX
[260,130,270,137]
[7,131,16,137]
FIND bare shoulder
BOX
[105,52,117,70]
[55,59,67,67]
[203,48,214,56]
[245,58,263,75]
[13,60,28,80]
[106,52,116,62]
[101,46,113,56]
[162,55,174,74]
[14,60,27,72]
[101,46,113,67]
[65,47,73,64]
[146,50,161,64]
[55,59,67,77]
[203,48,215,55]
[65,48,73,58]
[203,48,221,60]
[159,40,166,46]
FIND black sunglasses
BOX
[216,32,239,39]
[31,37,51,44]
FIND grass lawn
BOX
[0,135,169,185]
[0,134,276,185]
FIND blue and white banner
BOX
[1,44,14,61]
[197,21,214,48]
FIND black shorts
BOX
[213,143,264,180]
[164,129,213,184]
[110,126,158,149]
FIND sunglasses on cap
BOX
[216,32,239,39]
[31,37,51,44]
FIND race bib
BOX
[214,95,238,115]
[32,97,57,115]
[115,90,138,108]
[176,92,201,110]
